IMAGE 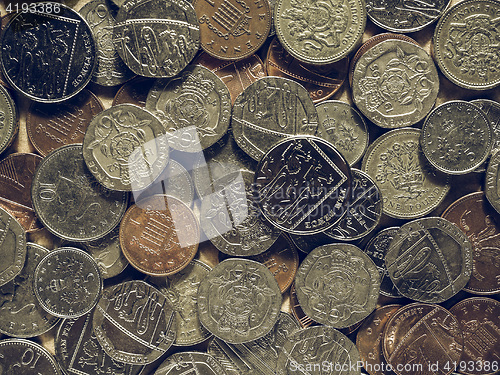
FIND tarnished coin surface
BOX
[83,103,170,191]
[114,0,200,77]
[31,144,129,242]
[0,84,17,156]
[232,77,319,161]
[197,258,281,344]
[433,0,500,90]
[295,243,380,328]
[471,99,500,156]
[0,205,26,287]
[421,101,492,175]
[93,280,176,365]
[0,243,59,338]
[0,3,96,102]
[146,65,231,152]
[0,338,62,375]
[352,40,439,129]
[154,352,227,375]
[34,247,103,318]
[386,217,473,303]
[255,136,351,235]
[362,128,450,219]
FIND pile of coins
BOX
[0,0,498,374]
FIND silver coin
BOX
[0,84,18,156]
[0,338,62,374]
[154,352,227,375]
[0,205,26,287]
[471,99,500,156]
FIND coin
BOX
[383,303,463,375]
[0,3,96,102]
[26,89,104,157]
[114,0,199,78]
[0,84,17,155]
[361,128,451,219]
[92,280,176,365]
[471,99,500,156]
[0,243,59,338]
[112,76,155,107]
[449,297,500,375]
[232,77,319,161]
[193,0,271,61]
[0,205,26,287]
[287,231,333,254]
[83,103,170,191]
[433,0,500,90]
[315,101,368,166]
[255,136,351,235]
[485,150,500,215]
[197,258,281,344]
[34,247,103,318]
[386,217,473,303]
[154,352,227,375]
[352,40,439,129]
[421,101,492,175]
[295,243,380,328]
[145,65,231,152]
[0,153,43,232]
[274,0,366,65]
[31,144,129,242]
[441,192,500,295]
[290,282,318,328]
[0,338,62,374]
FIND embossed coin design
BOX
[386,217,473,303]
[120,195,199,276]
[0,3,96,102]
[295,243,380,328]
[290,282,318,328]
[0,338,62,375]
[362,128,450,219]
[154,352,227,375]
[0,84,17,156]
[232,77,319,161]
[197,258,281,344]
[114,0,200,77]
[433,0,500,90]
[486,151,500,215]
[31,144,129,242]
[421,101,492,175]
[471,99,500,156]
[0,205,26,287]
[83,103,170,191]
[255,136,351,235]
[93,280,176,365]
[352,40,439,129]
[146,65,231,152]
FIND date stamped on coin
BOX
[5,2,62,13]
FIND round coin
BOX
[295,243,380,328]
[386,217,473,303]
[154,352,227,375]
[0,3,96,102]
[34,247,102,318]
[197,258,281,344]
[0,84,17,156]
[290,282,319,328]
[471,99,500,156]
[0,205,26,287]
[0,338,62,374]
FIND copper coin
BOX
[441,192,500,295]
[193,52,266,104]
[266,37,348,103]
[383,303,463,375]
[249,234,299,293]
[26,89,104,156]
[0,153,43,232]
[289,282,318,328]
[449,297,500,375]
[112,76,155,108]
[356,305,402,375]
[120,195,199,276]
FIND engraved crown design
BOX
[179,71,215,97]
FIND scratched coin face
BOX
[0,338,62,375]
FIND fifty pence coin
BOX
[0,338,62,375]
[0,205,26,287]
[154,352,227,375]
[0,84,17,156]
[34,247,103,318]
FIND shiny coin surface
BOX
[255,136,351,235]
[352,40,439,129]
[433,0,500,90]
[0,205,26,287]
[421,101,492,175]
[146,65,231,152]
[295,243,380,328]
[83,103,170,191]
[197,258,281,344]
[0,3,96,102]
[471,99,500,156]
[0,338,62,375]
[31,144,129,242]
[386,217,473,303]
[362,128,450,219]
[34,247,102,318]
[93,280,176,365]
[232,77,319,161]
[0,243,59,338]
[0,84,17,156]
[114,0,199,78]
[120,195,199,276]
[154,352,227,375]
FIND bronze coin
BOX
[120,195,199,276]
[112,76,155,107]
[26,89,104,157]
[441,192,500,295]
[0,153,43,232]
[383,303,463,375]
